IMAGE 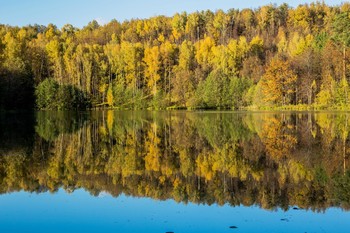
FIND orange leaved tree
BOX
[261,59,297,106]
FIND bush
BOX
[35,79,90,110]
[35,79,59,109]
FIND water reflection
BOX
[1,111,350,211]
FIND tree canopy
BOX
[0,2,350,110]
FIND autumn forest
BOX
[1,2,350,110]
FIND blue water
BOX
[0,189,349,233]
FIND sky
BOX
[0,0,346,28]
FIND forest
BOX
[1,2,350,110]
[1,111,350,210]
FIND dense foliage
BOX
[35,79,89,109]
[1,2,350,109]
[1,111,350,210]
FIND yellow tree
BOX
[226,37,249,76]
[2,31,26,74]
[261,59,297,106]
[121,42,137,88]
[211,45,228,74]
[46,39,64,84]
[195,36,215,71]
[171,12,187,42]
[28,33,48,84]
[185,12,200,41]
[173,40,195,105]
[160,41,177,100]
[212,10,230,43]
[287,4,311,33]
[144,45,161,95]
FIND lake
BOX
[0,110,350,233]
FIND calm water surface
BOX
[1,111,350,233]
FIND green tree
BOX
[332,11,350,103]
[332,11,350,81]
[35,79,59,109]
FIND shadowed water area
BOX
[1,111,350,233]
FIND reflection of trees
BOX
[0,112,34,152]
[35,111,88,141]
[1,111,350,211]
[255,113,297,159]
[316,113,350,175]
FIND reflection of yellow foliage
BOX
[123,152,138,177]
[173,177,181,188]
[196,152,214,181]
[159,175,166,184]
[252,170,263,181]
[288,160,313,183]
[315,113,333,135]
[6,111,350,210]
[4,153,25,187]
[161,163,174,178]
[99,126,107,136]
[278,160,313,185]
[107,85,113,107]
[228,163,238,178]
[145,144,160,172]
[47,156,61,180]
[278,165,288,186]
[145,123,161,172]
[107,110,114,134]
[260,115,297,159]
[179,149,194,177]
[194,143,258,182]
[315,113,350,150]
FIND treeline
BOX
[1,111,350,210]
[1,2,350,109]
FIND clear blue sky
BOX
[0,0,346,28]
